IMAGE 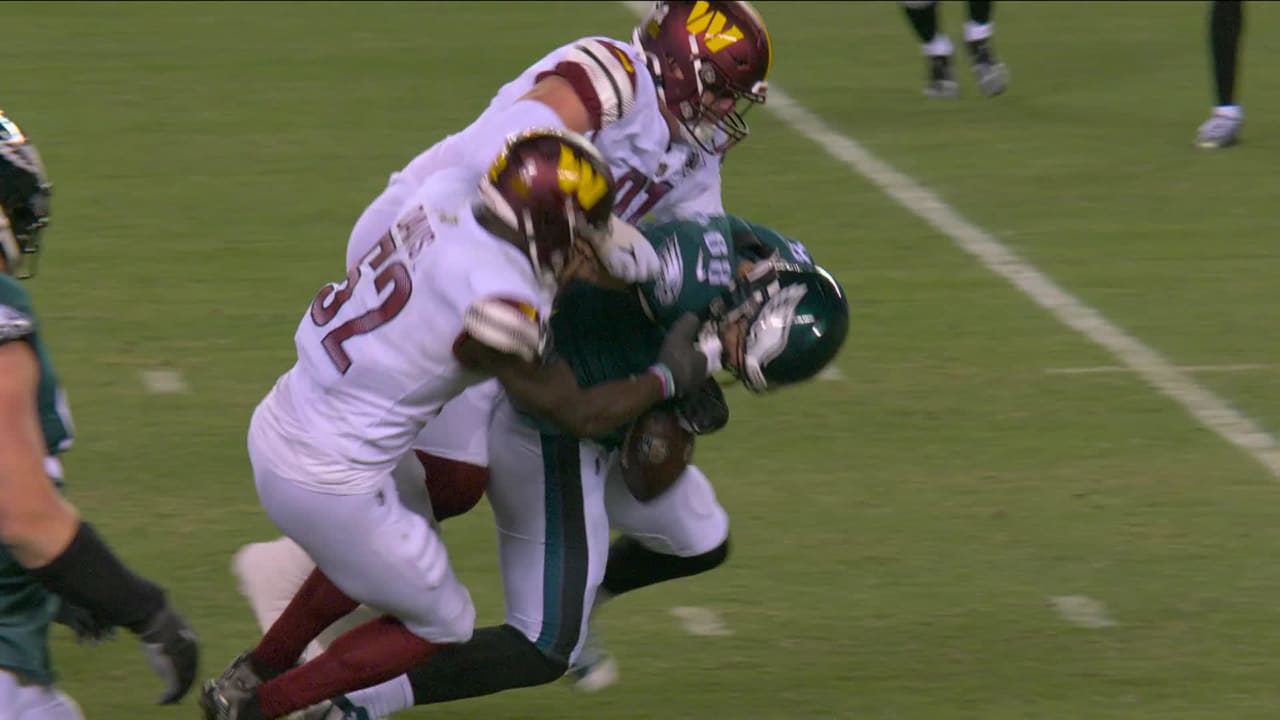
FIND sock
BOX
[923,34,954,57]
[417,451,488,522]
[328,675,414,719]
[964,20,994,43]
[600,536,730,598]
[251,568,359,678]
[1209,0,1244,107]
[258,615,439,719]
[902,1,941,46]
[405,624,565,705]
[967,0,993,25]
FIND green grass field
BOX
[6,1,1280,718]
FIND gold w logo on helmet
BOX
[556,145,607,211]
[685,1,744,53]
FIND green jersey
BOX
[542,215,815,447]
[0,273,76,685]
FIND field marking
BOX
[1050,595,1116,629]
[670,606,733,637]
[1046,363,1277,375]
[139,369,189,394]
[617,1,1280,480]
[818,366,845,381]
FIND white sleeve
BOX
[649,157,725,223]
[459,99,566,180]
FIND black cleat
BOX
[924,55,958,98]
[966,39,1009,96]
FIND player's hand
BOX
[675,377,729,435]
[54,598,117,644]
[592,216,661,283]
[134,602,200,704]
[656,313,710,396]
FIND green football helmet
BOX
[0,110,52,278]
[722,261,849,393]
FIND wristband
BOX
[646,363,677,400]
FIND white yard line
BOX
[139,368,189,394]
[670,606,733,637]
[1046,363,1277,375]
[818,365,845,381]
[617,1,1280,480]
[1050,595,1116,629]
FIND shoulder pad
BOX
[546,39,640,130]
[462,298,542,362]
[0,304,34,343]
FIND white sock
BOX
[341,674,415,719]
[922,33,953,57]
[1214,105,1243,119]
[964,20,994,42]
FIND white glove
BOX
[593,216,662,284]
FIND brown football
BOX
[620,408,694,502]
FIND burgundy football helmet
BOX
[477,128,616,290]
[634,1,772,154]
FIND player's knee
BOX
[414,587,477,645]
[406,624,567,704]
[417,451,488,522]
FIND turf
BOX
[4,1,1280,717]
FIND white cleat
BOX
[566,627,620,693]
[1196,109,1243,149]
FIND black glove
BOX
[135,602,200,704]
[675,377,729,435]
[54,598,116,644]
[656,313,710,396]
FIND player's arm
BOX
[523,38,640,133]
[468,38,639,161]
[0,339,198,703]
[0,340,79,566]
[453,299,707,438]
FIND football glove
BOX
[656,313,710,396]
[675,377,730,435]
[54,598,116,644]
[593,216,662,283]
[136,602,200,704]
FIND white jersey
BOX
[260,170,546,493]
[385,36,724,227]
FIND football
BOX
[620,408,694,502]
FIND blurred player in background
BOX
[1195,0,1244,148]
[0,110,198,717]
[901,1,1008,98]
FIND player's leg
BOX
[231,447,433,662]
[412,379,498,521]
[901,1,957,98]
[963,1,1008,96]
[202,410,475,719]
[0,673,85,720]
[316,397,612,718]
[1197,0,1245,148]
[568,462,731,691]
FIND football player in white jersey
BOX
[198,129,711,720]
[346,0,773,289]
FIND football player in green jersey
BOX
[300,215,848,719]
[0,110,199,716]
